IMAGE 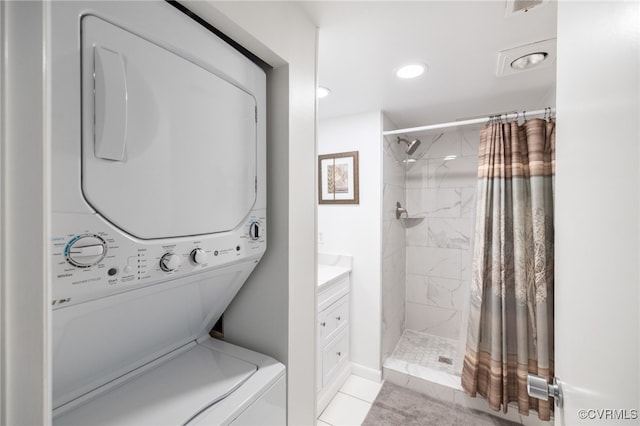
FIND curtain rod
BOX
[382,107,555,136]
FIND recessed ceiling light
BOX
[396,64,426,79]
[317,87,331,98]
[510,52,548,70]
[497,39,556,76]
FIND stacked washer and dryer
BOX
[49,2,285,424]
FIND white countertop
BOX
[317,253,352,293]
[317,264,351,292]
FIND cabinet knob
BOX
[336,316,341,321]
[337,351,342,357]
[321,322,326,327]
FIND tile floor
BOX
[317,375,383,426]
[388,330,460,375]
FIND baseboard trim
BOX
[351,362,382,383]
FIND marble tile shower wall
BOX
[381,135,407,362]
[405,128,479,340]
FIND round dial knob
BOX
[160,253,182,272]
[66,235,107,267]
[249,221,262,241]
[191,248,208,265]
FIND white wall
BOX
[555,1,639,424]
[380,115,406,363]
[318,111,383,379]
[179,2,318,424]
[0,2,52,424]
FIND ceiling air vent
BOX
[505,0,548,17]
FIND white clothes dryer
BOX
[49,2,283,424]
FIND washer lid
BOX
[53,343,257,425]
[81,15,259,239]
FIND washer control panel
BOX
[51,210,266,308]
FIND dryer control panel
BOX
[51,211,266,308]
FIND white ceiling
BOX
[299,1,557,129]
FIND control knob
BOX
[160,252,182,272]
[191,248,208,265]
[249,221,262,241]
[67,235,107,267]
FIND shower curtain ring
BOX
[523,110,527,122]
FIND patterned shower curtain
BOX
[461,118,555,421]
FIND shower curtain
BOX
[461,118,555,421]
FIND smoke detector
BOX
[504,0,549,17]
[496,38,556,76]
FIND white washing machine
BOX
[49,2,284,424]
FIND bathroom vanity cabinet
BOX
[317,260,352,414]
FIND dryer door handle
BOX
[94,46,128,161]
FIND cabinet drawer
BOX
[318,295,349,345]
[321,328,349,388]
[318,274,349,312]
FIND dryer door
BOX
[81,16,258,239]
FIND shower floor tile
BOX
[386,330,460,376]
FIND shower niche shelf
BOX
[395,202,425,226]
[401,217,425,228]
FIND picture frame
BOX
[318,151,359,204]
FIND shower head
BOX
[406,139,421,155]
[397,137,422,155]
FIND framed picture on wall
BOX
[318,151,359,204]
